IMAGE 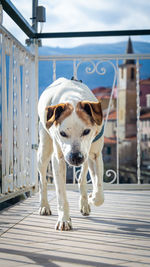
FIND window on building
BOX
[144,134,147,141]
[107,146,111,155]
[146,94,150,107]
[121,68,123,79]
[131,67,135,80]
[147,120,149,127]
[119,110,123,121]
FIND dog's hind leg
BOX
[88,153,104,207]
[78,161,91,216]
[37,122,53,215]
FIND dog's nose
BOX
[69,152,84,166]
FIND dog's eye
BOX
[82,129,91,136]
[60,131,68,138]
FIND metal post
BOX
[32,0,38,32]
[30,41,39,191]
[73,59,77,79]
[0,2,3,24]
[73,167,76,184]
[116,59,120,184]
[136,59,141,184]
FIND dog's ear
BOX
[77,100,103,125]
[45,104,66,128]
[45,103,73,128]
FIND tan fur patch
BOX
[46,103,73,128]
[76,101,103,126]
[55,103,74,125]
[76,103,94,126]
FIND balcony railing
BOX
[0,24,38,202]
[39,53,150,188]
[1,21,150,204]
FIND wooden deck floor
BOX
[0,189,150,267]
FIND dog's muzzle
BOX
[67,152,84,166]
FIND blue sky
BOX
[3,0,150,47]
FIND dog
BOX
[37,77,104,231]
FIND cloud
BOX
[2,0,150,47]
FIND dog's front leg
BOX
[78,161,91,216]
[52,152,72,231]
[38,123,52,215]
[88,153,104,207]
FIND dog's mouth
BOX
[66,152,85,167]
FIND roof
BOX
[104,135,136,144]
[92,87,111,97]
[125,37,135,65]
[119,37,135,67]
[140,112,150,120]
[92,86,117,100]
[125,136,137,141]
[104,137,116,144]
[101,95,112,99]
[105,110,116,121]
[92,87,110,94]
[140,78,150,85]
[126,37,134,54]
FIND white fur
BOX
[37,78,104,230]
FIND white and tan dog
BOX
[37,77,104,230]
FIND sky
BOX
[2,0,150,47]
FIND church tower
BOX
[118,37,137,139]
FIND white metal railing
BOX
[0,23,150,201]
[39,53,150,186]
[0,24,38,201]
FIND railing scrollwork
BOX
[73,58,118,184]
[105,169,117,184]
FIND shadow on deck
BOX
[0,189,150,267]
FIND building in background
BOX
[92,86,116,110]
[140,79,150,107]
[103,111,116,167]
[118,37,137,140]
[140,112,150,164]
[92,37,150,183]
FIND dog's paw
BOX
[80,204,91,216]
[55,218,72,231]
[88,191,104,207]
[80,197,91,216]
[39,206,52,216]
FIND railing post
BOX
[73,167,76,184]
[73,59,77,79]
[0,2,3,24]
[30,40,39,192]
[0,26,1,194]
[116,59,120,184]
[136,59,141,184]
[1,35,7,193]
[53,60,56,81]
[32,0,38,32]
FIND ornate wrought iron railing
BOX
[39,54,150,187]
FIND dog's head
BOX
[45,100,103,166]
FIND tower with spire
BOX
[118,37,137,139]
